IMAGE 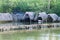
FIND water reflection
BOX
[1,32,60,40]
[0,22,60,31]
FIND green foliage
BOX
[0,0,48,12]
[49,0,60,16]
[0,0,60,16]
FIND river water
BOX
[0,22,60,40]
[0,32,60,40]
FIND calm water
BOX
[0,31,60,40]
[0,22,60,40]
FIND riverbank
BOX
[0,27,60,34]
[0,23,60,32]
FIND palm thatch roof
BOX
[58,17,60,22]
[38,12,48,21]
[34,12,48,21]
[23,12,35,20]
[47,13,58,22]
[0,13,13,21]
[12,13,24,21]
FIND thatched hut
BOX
[58,17,60,22]
[34,12,48,22]
[12,12,25,22]
[0,13,13,22]
[47,14,58,22]
[23,12,35,22]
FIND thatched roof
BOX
[48,13,58,21]
[34,12,48,21]
[23,12,35,20]
[38,12,48,20]
[12,13,24,21]
[0,13,13,21]
[58,17,60,21]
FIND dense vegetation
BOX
[0,0,60,15]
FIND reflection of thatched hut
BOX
[34,12,48,22]
[47,14,58,22]
[0,13,13,22]
[23,12,35,22]
[12,12,24,22]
